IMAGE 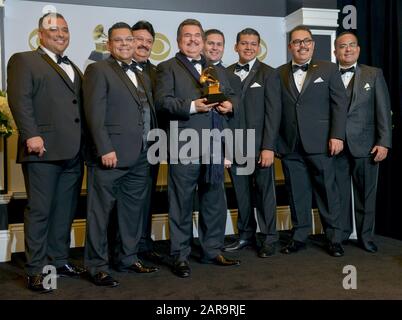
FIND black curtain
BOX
[337,0,402,239]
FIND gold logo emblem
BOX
[151,32,171,61]
[28,28,40,51]
[258,38,268,61]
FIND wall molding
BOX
[0,207,323,262]
[285,7,340,32]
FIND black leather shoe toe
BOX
[128,260,159,273]
[258,244,276,258]
[56,263,85,278]
[280,240,306,254]
[202,254,241,266]
[172,260,191,278]
[327,242,344,257]
[27,274,53,293]
[92,272,119,287]
[223,239,253,252]
[362,241,378,253]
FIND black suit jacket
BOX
[7,48,83,163]
[345,64,392,157]
[83,56,157,167]
[154,54,235,159]
[277,60,348,155]
[227,59,281,157]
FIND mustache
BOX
[138,46,150,51]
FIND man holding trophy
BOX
[155,19,240,279]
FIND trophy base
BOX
[203,93,227,104]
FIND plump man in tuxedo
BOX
[83,22,159,287]
[7,12,85,293]
[223,28,282,258]
[155,19,240,278]
[334,32,392,253]
[277,25,348,257]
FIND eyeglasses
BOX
[338,42,358,49]
[111,37,134,44]
[133,36,154,46]
[290,38,314,47]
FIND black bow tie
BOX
[340,66,355,74]
[121,61,142,73]
[235,63,250,72]
[56,55,70,65]
[191,59,202,65]
[292,63,308,73]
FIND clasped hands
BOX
[194,98,232,114]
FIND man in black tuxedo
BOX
[129,20,164,264]
[277,25,348,257]
[83,22,159,287]
[334,32,392,253]
[222,28,281,258]
[155,19,240,278]
[7,13,85,293]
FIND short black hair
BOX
[334,31,359,47]
[205,29,225,44]
[236,28,260,44]
[132,20,155,39]
[38,12,65,29]
[289,25,313,42]
[177,19,204,41]
[108,22,132,39]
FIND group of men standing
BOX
[6,12,392,293]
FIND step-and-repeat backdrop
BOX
[4,0,287,71]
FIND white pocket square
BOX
[250,82,262,88]
[314,77,324,83]
[364,83,371,90]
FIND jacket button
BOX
[296,103,300,107]
[75,118,80,123]
[72,99,78,104]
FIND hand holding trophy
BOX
[200,66,227,104]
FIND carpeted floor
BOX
[1,232,402,300]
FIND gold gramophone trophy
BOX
[93,24,108,53]
[200,66,227,104]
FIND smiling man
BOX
[223,28,281,259]
[334,32,392,253]
[277,25,348,257]
[155,19,239,279]
[7,12,85,293]
[83,22,159,288]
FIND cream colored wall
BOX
[6,133,284,194]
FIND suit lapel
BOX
[241,59,259,96]
[108,57,141,106]
[282,62,298,101]
[175,53,203,88]
[299,60,317,97]
[38,48,75,93]
[349,64,361,111]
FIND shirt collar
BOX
[339,62,357,70]
[40,46,60,64]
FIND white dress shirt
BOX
[292,59,311,93]
[234,57,257,82]
[339,62,357,88]
[117,60,138,88]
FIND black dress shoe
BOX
[327,242,344,257]
[258,244,276,258]
[138,250,164,264]
[280,240,306,254]
[123,260,159,273]
[201,254,241,266]
[361,241,378,253]
[27,274,53,293]
[92,272,119,287]
[172,260,191,278]
[56,263,85,278]
[223,239,253,252]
